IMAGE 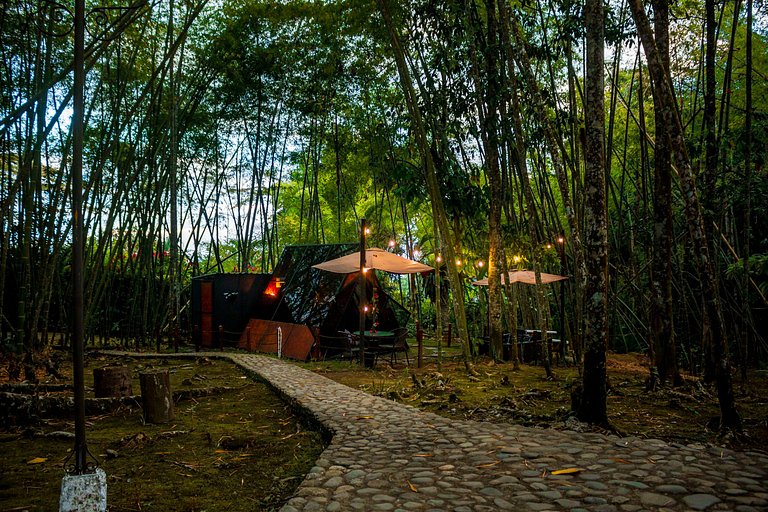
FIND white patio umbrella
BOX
[471,270,567,286]
[312,247,433,274]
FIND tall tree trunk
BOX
[742,0,753,386]
[700,0,720,382]
[376,0,474,372]
[472,0,504,361]
[649,0,681,387]
[578,0,609,426]
[628,0,741,431]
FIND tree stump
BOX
[139,370,173,424]
[93,366,132,398]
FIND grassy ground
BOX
[301,338,768,451]
[0,353,327,512]
[1,340,766,510]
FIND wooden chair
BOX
[376,327,410,367]
[318,332,359,361]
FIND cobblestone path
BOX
[225,354,768,512]
[108,351,767,511]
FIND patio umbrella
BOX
[471,270,568,286]
[312,247,433,274]
[313,243,433,367]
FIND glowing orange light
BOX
[546,244,552,249]
[363,305,369,312]
[436,255,442,262]
[456,259,462,266]
[362,267,369,273]
[364,227,371,235]
[557,237,565,244]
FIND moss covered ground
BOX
[0,353,326,511]
[302,342,768,451]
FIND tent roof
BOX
[268,243,359,327]
[312,248,433,274]
[471,270,568,286]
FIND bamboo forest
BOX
[1,0,768,508]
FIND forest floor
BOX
[301,345,768,452]
[0,343,766,510]
[0,351,327,511]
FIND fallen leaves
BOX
[27,457,47,465]
[550,468,583,475]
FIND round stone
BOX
[683,494,721,510]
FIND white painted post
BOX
[59,468,107,512]
[277,327,283,358]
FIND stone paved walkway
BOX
[115,352,768,511]
[226,354,768,512]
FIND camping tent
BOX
[237,244,411,359]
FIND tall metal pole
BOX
[358,219,367,367]
[558,237,566,339]
[72,0,87,474]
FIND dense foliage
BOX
[1,0,766,399]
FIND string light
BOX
[364,227,371,235]
[436,255,442,263]
[546,243,552,249]
[389,239,395,248]
[456,259,462,266]
[363,305,369,312]
[557,236,565,244]
[476,260,484,267]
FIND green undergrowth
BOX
[0,355,327,511]
[303,349,768,450]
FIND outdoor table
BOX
[356,331,395,367]
[357,330,395,339]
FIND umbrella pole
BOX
[359,219,367,367]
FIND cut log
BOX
[0,383,74,394]
[139,370,173,424]
[0,386,234,426]
[93,366,133,398]
[0,392,140,426]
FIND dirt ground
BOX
[302,348,768,451]
[0,344,766,510]
[0,351,327,511]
